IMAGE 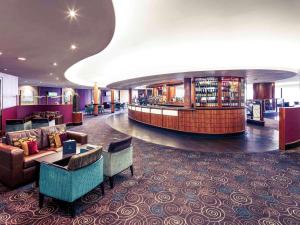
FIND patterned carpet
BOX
[0,113,300,224]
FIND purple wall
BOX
[38,87,62,105]
[1,106,18,132]
[75,89,92,110]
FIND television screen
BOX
[48,92,58,97]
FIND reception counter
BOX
[128,105,245,134]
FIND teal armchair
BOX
[103,137,133,188]
[39,148,104,217]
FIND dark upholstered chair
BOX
[39,147,104,217]
[103,137,133,188]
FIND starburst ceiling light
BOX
[67,8,79,20]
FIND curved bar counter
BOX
[128,76,246,135]
[128,105,245,134]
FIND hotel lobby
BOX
[0,0,300,224]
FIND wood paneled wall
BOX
[253,82,275,100]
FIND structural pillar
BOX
[184,78,192,108]
[253,82,275,111]
[111,89,115,113]
[93,82,99,116]
[129,88,132,104]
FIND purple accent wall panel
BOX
[1,106,18,132]
[38,87,62,105]
[75,89,92,110]
[1,104,73,131]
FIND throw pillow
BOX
[54,133,62,148]
[28,140,39,155]
[21,141,30,156]
[48,132,56,148]
[12,136,36,149]
[49,132,65,148]
[59,132,68,144]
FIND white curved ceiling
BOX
[65,0,300,88]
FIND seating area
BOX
[0,122,134,217]
[0,124,87,188]
[5,111,64,132]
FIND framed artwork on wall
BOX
[22,89,34,102]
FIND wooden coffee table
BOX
[34,144,101,187]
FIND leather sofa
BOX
[0,124,88,188]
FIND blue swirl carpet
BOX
[0,114,299,224]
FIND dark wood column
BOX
[253,82,275,99]
[191,81,195,107]
[166,86,171,102]
[111,90,115,113]
[253,82,275,111]
[184,78,192,108]
[129,88,132,104]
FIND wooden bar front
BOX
[128,105,245,134]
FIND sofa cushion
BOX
[108,137,132,153]
[28,140,39,155]
[7,129,42,149]
[21,141,30,156]
[12,136,36,148]
[23,150,56,169]
[41,124,66,149]
[67,147,102,171]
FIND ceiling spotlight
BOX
[0,52,2,55]
[53,62,57,66]
[67,8,79,20]
[70,44,77,50]
[17,57,26,61]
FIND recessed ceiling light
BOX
[0,52,2,56]
[67,8,79,20]
[17,57,26,61]
[70,44,77,50]
[39,81,42,84]
[49,73,53,76]
[4,68,7,71]
[56,77,59,80]
[53,62,57,66]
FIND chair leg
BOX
[39,193,44,208]
[109,176,114,189]
[100,182,105,195]
[130,165,134,176]
[70,202,76,218]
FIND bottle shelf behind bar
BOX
[195,76,245,108]
[221,77,239,107]
[195,77,218,107]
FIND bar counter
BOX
[128,104,245,134]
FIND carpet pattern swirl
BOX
[0,114,300,224]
